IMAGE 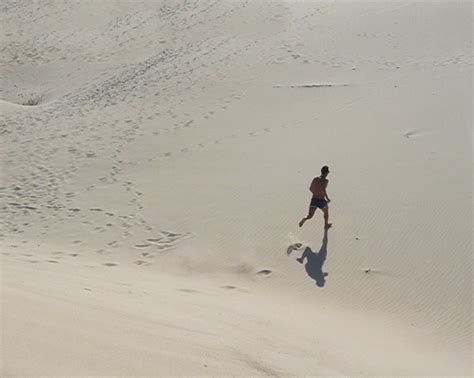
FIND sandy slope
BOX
[1,0,472,375]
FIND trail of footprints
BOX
[133,230,194,254]
[5,243,273,294]
[1,0,265,236]
[7,228,192,267]
[144,119,305,164]
[1,0,334,241]
[80,203,193,263]
[2,0,442,274]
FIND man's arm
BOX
[323,181,331,202]
[309,178,318,196]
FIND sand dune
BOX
[1,0,472,375]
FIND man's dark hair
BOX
[321,165,330,174]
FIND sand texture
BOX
[1,0,472,375]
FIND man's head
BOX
[321,165,330,177]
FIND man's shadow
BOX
[295,230,329,287]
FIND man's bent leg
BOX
[323,206,332,229]
[299,207,316,228]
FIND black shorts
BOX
[310,197,327,210]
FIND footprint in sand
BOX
[404,130,421,139]
[256,269,273,277]
[133,243,152,249]
[220,285,248,293]
[156,244,174,251]
[103,262,118,267]
[220,285,237,290]
[143,252,157,258]
[146,238,163,243]
[134,260,151,266]
[161,231,177,237]
[287,243,303,255]
[178,288,200,294]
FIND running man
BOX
[299,165,332,230]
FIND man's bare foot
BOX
[325,223,332,230]
[299,219,305,227]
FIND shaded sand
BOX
[1,0,472,375]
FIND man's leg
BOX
[299,207,316,227]
[323,206,332,229]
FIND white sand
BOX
[1,0,472,375]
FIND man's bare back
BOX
[310,176,328,199]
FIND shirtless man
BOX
[299,165,332,230]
